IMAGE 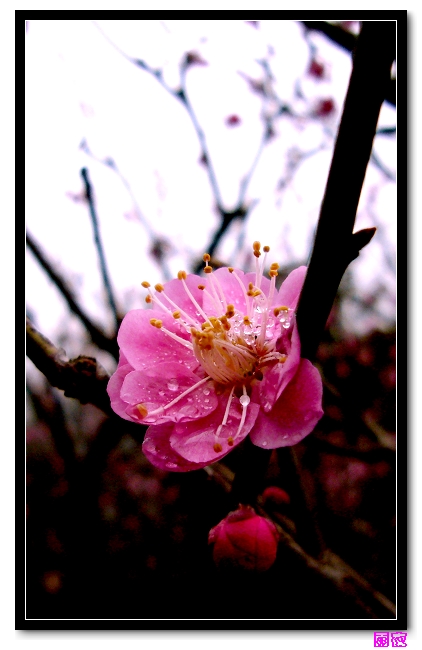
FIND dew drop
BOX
[167,379,179,392]
[203,388,210,395]
[239,395,250,407]
[158,390,165,396]
[204,398,210,403]
[166,462,178,469]
[262,441,268,446]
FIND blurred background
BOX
[25,20,396,621]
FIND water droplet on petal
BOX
[158,390,165,396]
[262,441,268,447]
[167,379,179,391]
[239,395,250,406]
[166,461,178,469]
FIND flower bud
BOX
[208,505,279,572]
[261,486,291,506]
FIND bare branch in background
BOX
[80,139,173,281]
[301,21,396,107]
[26,232,119,359]
[81,167,122,331]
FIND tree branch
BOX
[81,167,121,331]
[301,20,396,107]
[296,21,396,361]
[206,462,396,619]
[26,232,119,359]
[26,317,113,415]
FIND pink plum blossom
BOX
[208,505,279,571]
[107,242,323,471]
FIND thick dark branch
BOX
[26,318,113,416]
[296,21,396,360]
[26,232,119,359]
[81,167,121,330]
[301,21,396,107]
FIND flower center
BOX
[141,242,293,451]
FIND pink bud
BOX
[261,486,291,506]
[225,114,241,127]
[308,59,325,79]
[208,505,279,572]
[313,98,335,118]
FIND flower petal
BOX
[120,362,218,424]
[277,266,307,310]
[117,309,198,372]
[169,397,260,464]
[252,321,301,412]
[106,355,135,421]
[249,358,323,448]
[202,267,248,315]
[142,422,210,472]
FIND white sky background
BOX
[25,19,396,375]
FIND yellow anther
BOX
[253,241,261,251]
[248,282,254,290]
[269,270,278,278]
[145,295,152,304]
[190,327,198,337]
[227,437,234,446]
[243,316,251,325]
[274,306,289,316]
[204,265,213,274]
[154,283,164,292]
[213,443,223,453]
[228,267,234,273]
[270,262,279,271]
[197,284,205,290]
[172,311,181,319]
[136,404,148,418]
[150,318,162,328]
[252,290,262,297]
[279,354,287,363]
[263,245,270,253]
[141,281,151,288]
[203,253,211,262]
[177,270,187,280]
[253,250,261,258]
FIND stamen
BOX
[233,385,250,441]
[215,386,235,442]
[180,277,211,324]
[208,272,227,312]
[150,321,194,350]
[145,376,212,418]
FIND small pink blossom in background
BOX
[208,505,279,571]
[312,98,335,118]
[107,242,323,472]
[261,485,291,506]
[225,114,242,127]
[307,58,326,80]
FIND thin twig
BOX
[81,167,121,330]
[26,232,119,359]
[300,20,396,107]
